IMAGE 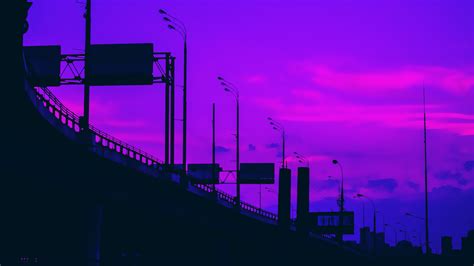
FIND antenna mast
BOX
[423,85,431,255]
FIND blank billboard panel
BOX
[87,43,154,86]
[239,163,275,184]
[309,212,354,234]
[24,45,61,86]
[188,164,221,184]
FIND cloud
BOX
[435,171,469,186]
[366,178,398,192]
[244,74,268,85]
[265,143,279,149]
[248,144,256,152]
[253,92,474,136]
[317,179,340,191]
[215,146,231,153]
[406,181,420,191]
[464,161,474,172]
[101,119,148,128]
[304,65,474,94]
[430,185,464,199]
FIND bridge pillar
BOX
[87,204,104,266]
[296,167,310,233]
[278,168,291,229]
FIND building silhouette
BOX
[441,236,453,256]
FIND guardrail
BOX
[194,184,278,221]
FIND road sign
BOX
[87,43,154,86]
[239,163,275,184]
[309,211,355,234]
[188,164,221,184]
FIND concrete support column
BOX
[87,204,104,266]
[296,167,310,233]
[278,168,291,228]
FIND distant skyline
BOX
[25,0,473,252]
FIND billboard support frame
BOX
[55,52,173,86]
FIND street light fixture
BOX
[405,212,425,220]
[396,222,409,241]
[384,223,398,246]
[294,152,309,167]
[332,160,344,212]
[219,76,240,205]
[355,193,377,255]
[159,8,188,177]
[268,117,285,168]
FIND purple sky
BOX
[25,0,474,252]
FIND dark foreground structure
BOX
[1,2,472,266]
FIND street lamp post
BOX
[82,0,91,131]
[384,223,398,246]
[422,86,431,255]
[268,117,285,168]
[160,9,187,175]
[332,160,344,212]
[356,193,377,256]
[397,222,408,241]
[219,77,240,205]
[353,194,366,228]
[406,212,425,248]
[332,160,345,242]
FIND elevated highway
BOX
[1,2,369,265]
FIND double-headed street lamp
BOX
[294,152,309,167]
[267,117,285,168]
[355,193,377,255]
[332,160,344,212]
[384,223,398,246]
[331,159,345,242]
[159,9,188,173]
[405,212,424,221]
[397,222,408,241]
[406,212,425,248]
[219,76,240,205]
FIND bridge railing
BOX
[193,184,278,221]
[26,64,346,246]
[33,86,163,168]
[32,85,340,243]
[33,85,278,221]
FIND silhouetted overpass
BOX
[3,2,464,266]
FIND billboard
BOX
[188,164,221,184]
[309,211,354,234]
[87,43,154,86]
[238,163,275,184]
[24,45,61,86]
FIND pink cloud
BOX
[253,91,474,136]
[303,65,474,93]
[244,74,268,85]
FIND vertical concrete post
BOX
[87,204,104,266]
[297,167,310,233]
[278,168,291,228]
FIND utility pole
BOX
[212,103,216,190]
[183,39,187,174]
[170,57,175,166]
[282,130,286,168]
[83,0,91,130]
[164,53,170,165]
[423,85,431,255]
[236,94,240,205]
